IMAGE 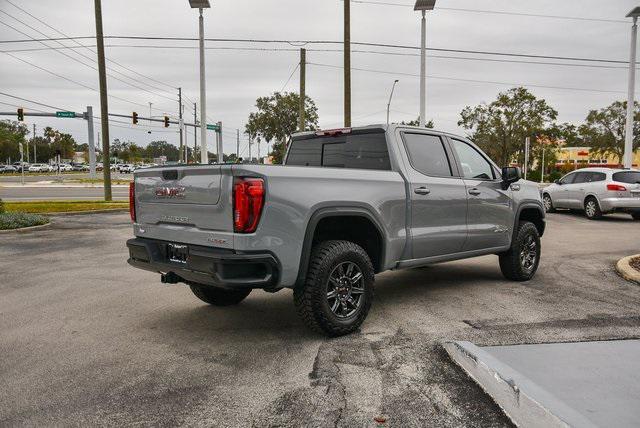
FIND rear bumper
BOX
[126,237,279,289]
[600,197,640,212]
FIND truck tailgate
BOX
[134,165,233,234]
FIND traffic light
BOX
[17,108,24,121]
[132,112,138,124]
[163,116,170,127]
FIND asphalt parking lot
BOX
[1,211,639,426]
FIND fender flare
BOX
[512,202,546,241]
[294,206,387,287]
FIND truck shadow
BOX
[140,260,505,342]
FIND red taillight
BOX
[233,177,265,233]
[607,183,627,191]
[129,181,136,222]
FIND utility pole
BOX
[94,0,111,201]
[344,0,351,127]
[217,121,223,163]
[193,102,197,162]
[236,129,240,159]
[32,124,36,163]
[178,87,184,163]
[198,8,208,164]
[299,48,306,132]
[248,138,252,163]
[524,136,530,180]
[86,106,96,178]
[541,142,545,184]
[624,13,638,168]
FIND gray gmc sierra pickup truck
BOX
[127,124,545,336]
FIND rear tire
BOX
[499,221,541,281]
[293,240,374,337]
[632,212,640,221]
[542,193,555,213]
[584,196,602,220]
[189,283,251,306]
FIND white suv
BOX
[543,168,640,220]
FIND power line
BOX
[2,43,635,71]
[1,51,158,109]
[307,62,633,95]
[0,15,177,103]
[346,0,628,24]
[280,63,300,92]
[0,35,631,65]
[4,0,178,93]
[0,92,72,111]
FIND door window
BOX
[559,173,577,184]
[450,139,495,180]
[402,133,453,177]
[573,172,590,184]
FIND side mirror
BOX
[501,166,521,190]
[554,179,561,185]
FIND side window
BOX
[450,139,495,180]
[402,133,453,177]
[321,134,391,170]
[560,173,576,184]
[573,172,588,184]
[591,172,606,182]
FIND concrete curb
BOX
[45,208,128,216]
[443,341,597,428]
[616,254,640,284]
[0,221,52,234]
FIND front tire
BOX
[189,283,251,306]
[294,240,374,337]
[499,221,541,281]
[631,211,640,221]
[542,193,555,213]
[584,197,602,220]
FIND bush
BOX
[0,212,49,230]
[0,198,4,214]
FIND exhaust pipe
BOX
[160,272,181,284]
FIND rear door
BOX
[400,132,468,258]
[134,165,232,232]
[448,138,512,251]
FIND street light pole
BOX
[414,1,435,128]
[624,7,640,169]
[198,8,208,164]
[386,79,399,125]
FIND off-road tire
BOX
[584,196,603,220]
[293,240,374,337]
[499,221,541,281]
[189,283,251,306]
[542,193,555,213]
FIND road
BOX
[0,172,132,183]
[0,186,128,201]
[1,212,639,426]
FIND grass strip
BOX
[5,200,128,214]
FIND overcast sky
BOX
[0,0,638,157]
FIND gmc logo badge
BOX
[155,186,186,199]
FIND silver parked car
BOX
[542,167,640,220]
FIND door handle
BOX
[468,188,481,196]
[414,187,431,195]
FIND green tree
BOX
[43,126,76,159]
[0,120,28,162]
[458,87,558,167]
[578,100,640,164]
[400,117,434,128]
[144,140,179,161]
[245,91,319,164]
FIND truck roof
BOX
[291,124,467,141]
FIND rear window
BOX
[612,171,640,184]
[286,132,391,170]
